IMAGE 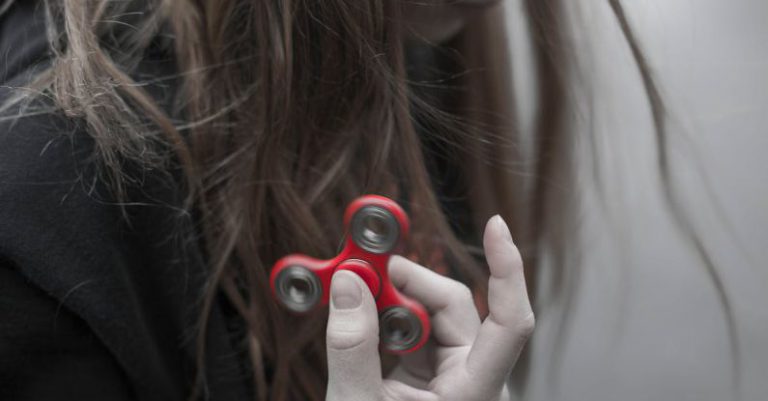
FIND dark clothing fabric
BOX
[0,2,474,400]
[0,2,252,400]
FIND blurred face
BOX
[402,0,501,42]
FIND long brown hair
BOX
[1,0,738,400]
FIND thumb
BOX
[326,270,382,401]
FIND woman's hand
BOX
[325,215,534,401]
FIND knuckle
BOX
[327,329,368,351]
[515,311,536,339]
[327,326,377,351]
[381,381,409,401]
[327,385,381,401]
[451,282,474,303]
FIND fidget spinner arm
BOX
[269,195,431,353]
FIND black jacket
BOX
[0,2,477,400]
[0,3,252,400]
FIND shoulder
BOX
[0,78,252,401]
[0,67,217,399]
[0,78,112,262]
[0,81,192,399]
[0,6,252,396]
[0,77,123,275]
[0,93,99,211]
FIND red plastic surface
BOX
[269,195,431,354]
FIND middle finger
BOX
[388,255,481,348]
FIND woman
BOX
[0,0,688,401]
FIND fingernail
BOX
[494,214,514,244]
[331,271,362,310]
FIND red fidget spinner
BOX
[270,195,430,353]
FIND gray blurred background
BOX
[503,1,768,400]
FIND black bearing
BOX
[379,306,423,352]
[275,265,322,313]
[350,206,399,254]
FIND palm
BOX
[327,217,530,401]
